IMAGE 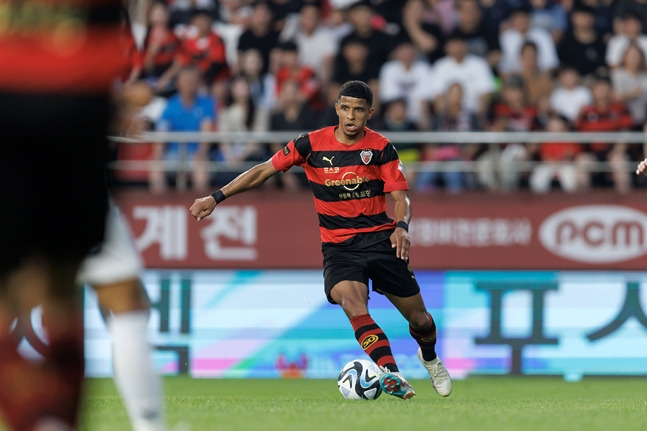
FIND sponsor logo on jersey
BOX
[361,334,379,350]
[360,149,373,165]
[282,146,290,156]
[324,172,370,191]
[324,167,340,174]
[323,155,335,165]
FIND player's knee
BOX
[95,279,149,313]
[408,310,431,330]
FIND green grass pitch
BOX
[3,377,647,431]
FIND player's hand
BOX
[390,227,410,261]
[190,195,217,221]
[636,158,647,176]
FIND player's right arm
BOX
[190,134,309,221]
[190,160,278,221]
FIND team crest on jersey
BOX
[360,149,373,165]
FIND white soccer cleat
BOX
[417,348,452,397]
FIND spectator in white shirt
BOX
[281,3,338,85]
[549,66,592,122]
[421,29,496,124]
[378,39,432,125]
[499,4,559,74]
[606,12,647,68]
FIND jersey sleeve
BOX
[379,142,409,193]
[271,132,311,172]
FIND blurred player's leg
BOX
[78,205,166,431]
[0,258,84,431]
[0,91,112,429]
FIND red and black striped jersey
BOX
[0,0,126,94]
[271,126,409,245]
[178,31,229,84]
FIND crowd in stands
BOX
[113,0,647,194]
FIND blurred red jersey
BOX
[0,0,126,94]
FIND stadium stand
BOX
[113,0,646,194]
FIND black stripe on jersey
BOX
[293,133,312,160]
[318,212,393,230]
[309,179,385,202]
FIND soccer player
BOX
[0,0,123,429]
[78,204,167,431]
[189,80,452,400]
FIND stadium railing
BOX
[109,131,647,189]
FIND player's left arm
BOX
[390,190,412,261]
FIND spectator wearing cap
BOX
[237,1,281,76]
[557,1,607,78]
[612,42,647,124]
[400,0,444,64]
[499,4,559,74]
[606,12,647,68]
[454,0,501,71]
[549,66,592,122]
[378,39,432,126]
[420,29,496,123]
[576,73,635,193]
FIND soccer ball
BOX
[337,359,382,400]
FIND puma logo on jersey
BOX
[322,156,335,165]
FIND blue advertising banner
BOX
[78,270,647,379]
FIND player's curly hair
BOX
[338,80,373,107]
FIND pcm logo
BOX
[539,205,647,263]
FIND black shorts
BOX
[0,92,110,274]
[322,235,421,304]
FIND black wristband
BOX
[396,221,409,231]
[211,190,226,204]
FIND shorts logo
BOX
[361,334,379,350]
[360,149,373,165]
[283,146,290,156]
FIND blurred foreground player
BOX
[78,203,167,431]
[190,81,452,400]
[0,1,123,429]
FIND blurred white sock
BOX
[108,311,166,431]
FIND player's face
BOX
[335,95,374,140]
